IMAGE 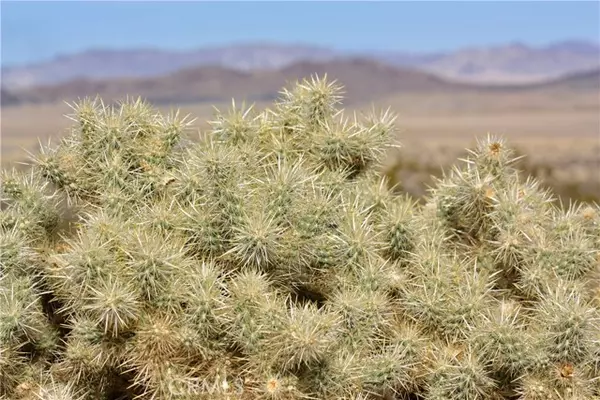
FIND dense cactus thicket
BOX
[1,75,599,400]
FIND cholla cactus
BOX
[1,75,598,400]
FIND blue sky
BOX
[1,1,599,67]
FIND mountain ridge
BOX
[4,58,598,108]
[2,39,598,90]
[6,57,463,106]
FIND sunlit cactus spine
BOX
[1,74,599,400]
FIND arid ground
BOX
[2,66,599,203]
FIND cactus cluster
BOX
[1,76,599,400]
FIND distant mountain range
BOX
[2,40,599,90]
[0,89,21,107]
[2,58,465,107]
[4,57,598,108]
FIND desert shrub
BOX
[382,142,600,205]
[1,76,599,400]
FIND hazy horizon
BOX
[2,37,600,68]
[2,1,599,68]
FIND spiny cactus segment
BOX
[1,75,598,399]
